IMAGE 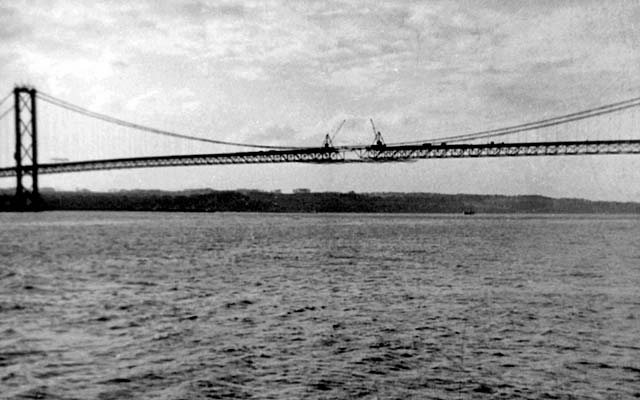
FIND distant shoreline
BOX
[2,189,639,214]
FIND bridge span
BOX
[1,139,639,177]
[2,85,640,209]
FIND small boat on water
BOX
[463,209,476,215]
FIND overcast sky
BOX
[2,0,640,200]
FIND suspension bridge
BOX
[1,86,640,210]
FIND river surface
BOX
[1,212,639,399]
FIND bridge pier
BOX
[13,87,40,211]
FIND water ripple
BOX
[1,212,639,399]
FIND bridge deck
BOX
[1,140,639,177]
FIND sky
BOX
[1,0,640,200]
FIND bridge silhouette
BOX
[1,86,640,210]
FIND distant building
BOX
[237,188,265,194]
[293,188,311,194]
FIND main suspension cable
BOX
[388,95,640,146]
[0,106,13,122]
[36,88,640,150]
[36,91,305,150]
[0,92,12,108]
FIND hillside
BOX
[2,189,639,213]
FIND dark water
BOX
[1,212,639,399]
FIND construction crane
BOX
[370,118,385,147]
[322,119,346,148]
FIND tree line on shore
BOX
[1,189,639,213]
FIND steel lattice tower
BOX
[14,87,39,210]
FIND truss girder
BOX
[358,140,640,161]
[0,140,639,178]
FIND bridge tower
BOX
[13,87,40,211]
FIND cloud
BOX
[4,0,639,91]
[240,124,304,146]
[124,87,203,122]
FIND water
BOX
[1,212,639,399]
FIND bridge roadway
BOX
[1,139,640,177]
